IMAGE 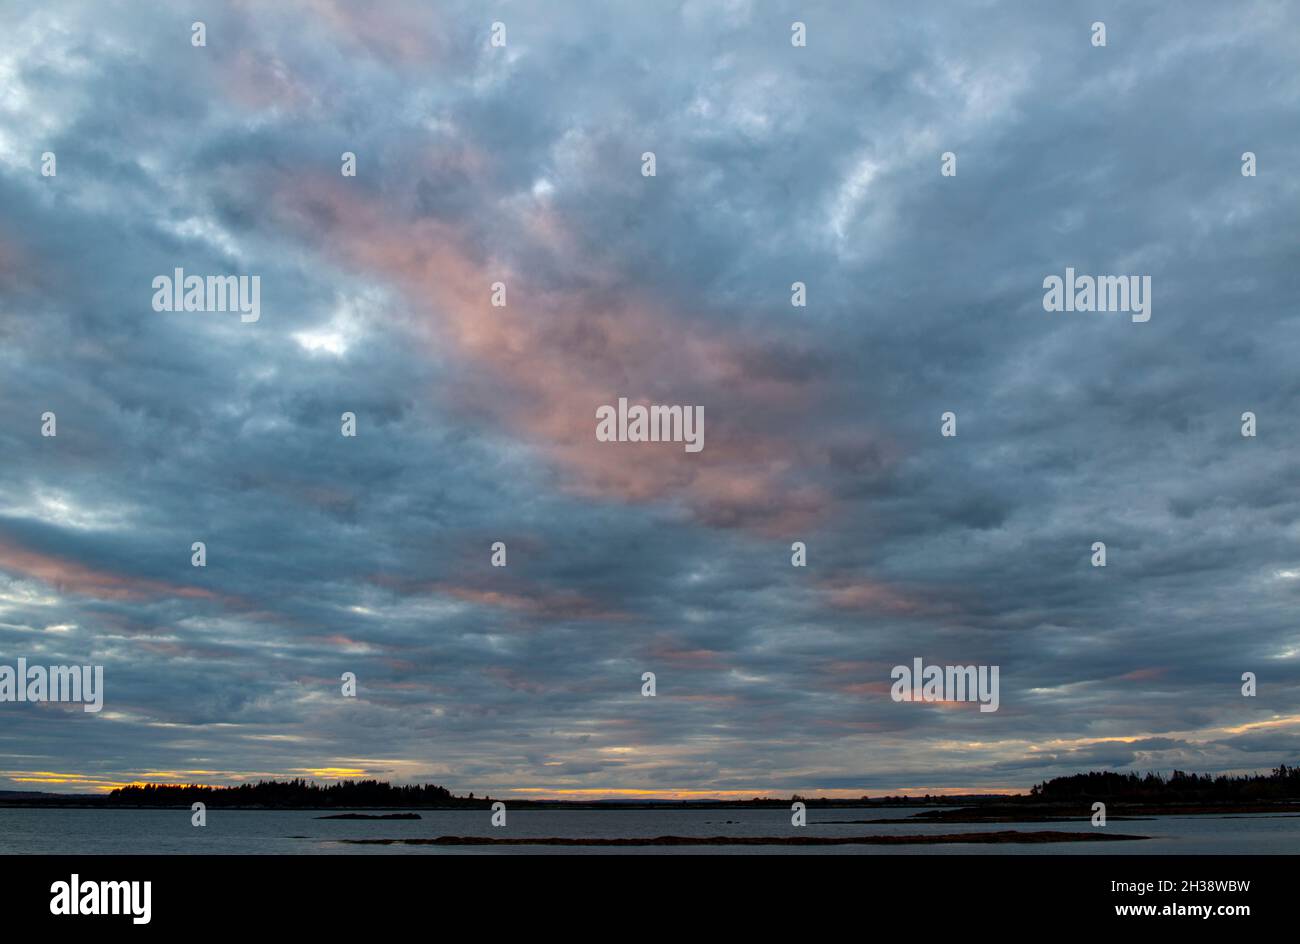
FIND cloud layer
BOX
[1,0,1299,796]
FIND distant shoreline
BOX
[4,800,1300,816]
[6,767,1299,815]
[0,800,966,811]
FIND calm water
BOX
[1,807,1297,854]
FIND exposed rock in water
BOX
[339,830,1148,846]
[316,812,423,820]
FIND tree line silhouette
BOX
[98,764,1300,809]
[108,778,486,808]
[1030,764,1300,802]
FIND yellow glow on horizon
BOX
[14,773,138,791]
[13,716,1300,798]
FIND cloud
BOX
[0,0,1298,797]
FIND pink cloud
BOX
[820,578,923,615]
[293,0,447,64]
[1118,667,1168,682]
[0,538,218,603]
[644,636,725,669]
[437,583,625,622]
[266,174,849,533]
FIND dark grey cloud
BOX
[0,0,1297,797]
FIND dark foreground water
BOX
[2,807,1298,854]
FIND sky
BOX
[1,0,1299,798]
